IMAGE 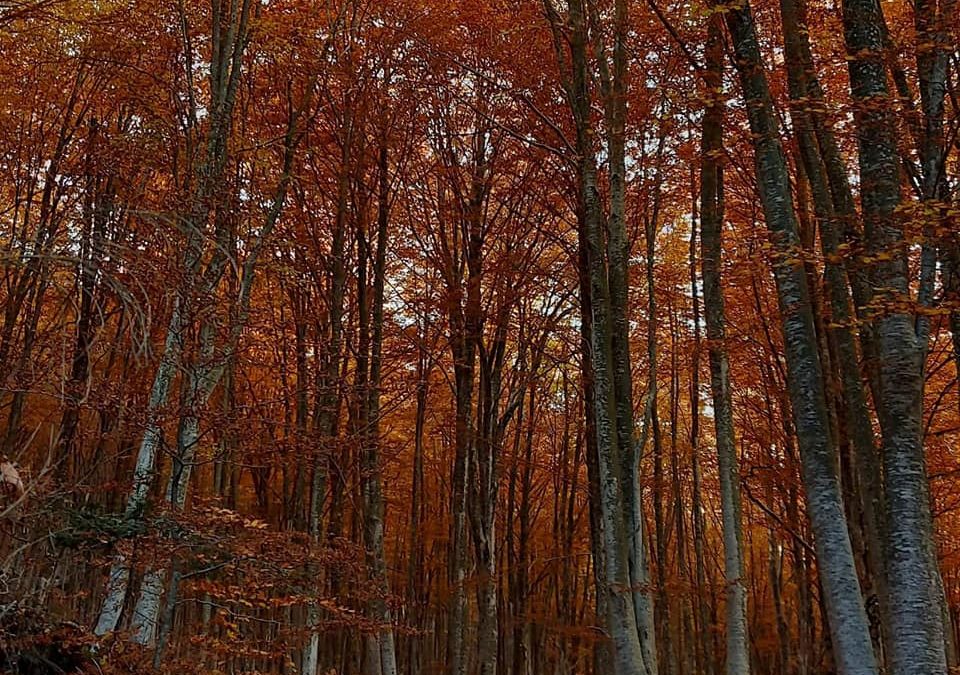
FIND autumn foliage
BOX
[0,0,958,674]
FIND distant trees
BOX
[0,0,957,674]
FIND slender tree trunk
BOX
[57,140,114,481]
[94,0,255,635]
[699,15,750,675]
[302,114,351,675]
[688,172,715,675]
[575,197,611,675]
[127,103,302,648]
[94,294,187,636]
[669,303,694,675]
[444,168,485,675]
[644,131,673,675]
[596,1,658,665]
[359,140,398,675]
[407,311,431,675]
[913,0,957,663]
[778,0,891,658]
[543,1,656,671]
[722,2,878,671]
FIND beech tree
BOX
[1,0,958,673]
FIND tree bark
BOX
[841,0,948,671]
[778,0,891,657]
[359,140,398,675]
[722,2,879,672]
[699,15,751,674]
[542,1,657,672]
[688,169,715,675]
[94,0,255,635]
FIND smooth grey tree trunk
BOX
[687,180,716,675]
[126,98,305,647]
[590,1,659,666]
[94,297,187,636]
[542,1,657,672]
[699,14,751,675]
[913,0,956,663]
[778,0,891,657]
[722,2,878,672]
[359,140,398,675]
[841,0,948,672]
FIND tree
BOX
[698,13,750,674]
[2,0,958,673]
[719,0,879,670]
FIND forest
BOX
[0,0,958,673]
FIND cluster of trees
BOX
[0,0,958,673]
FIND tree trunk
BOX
[359,140,398,675]
[778,0,891,657]
[841,0,947,671]
[94,0,255,635]
[688,170,715,675]
[722,2,878,672]
[699,14,751,674]
[543,1,656,672]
